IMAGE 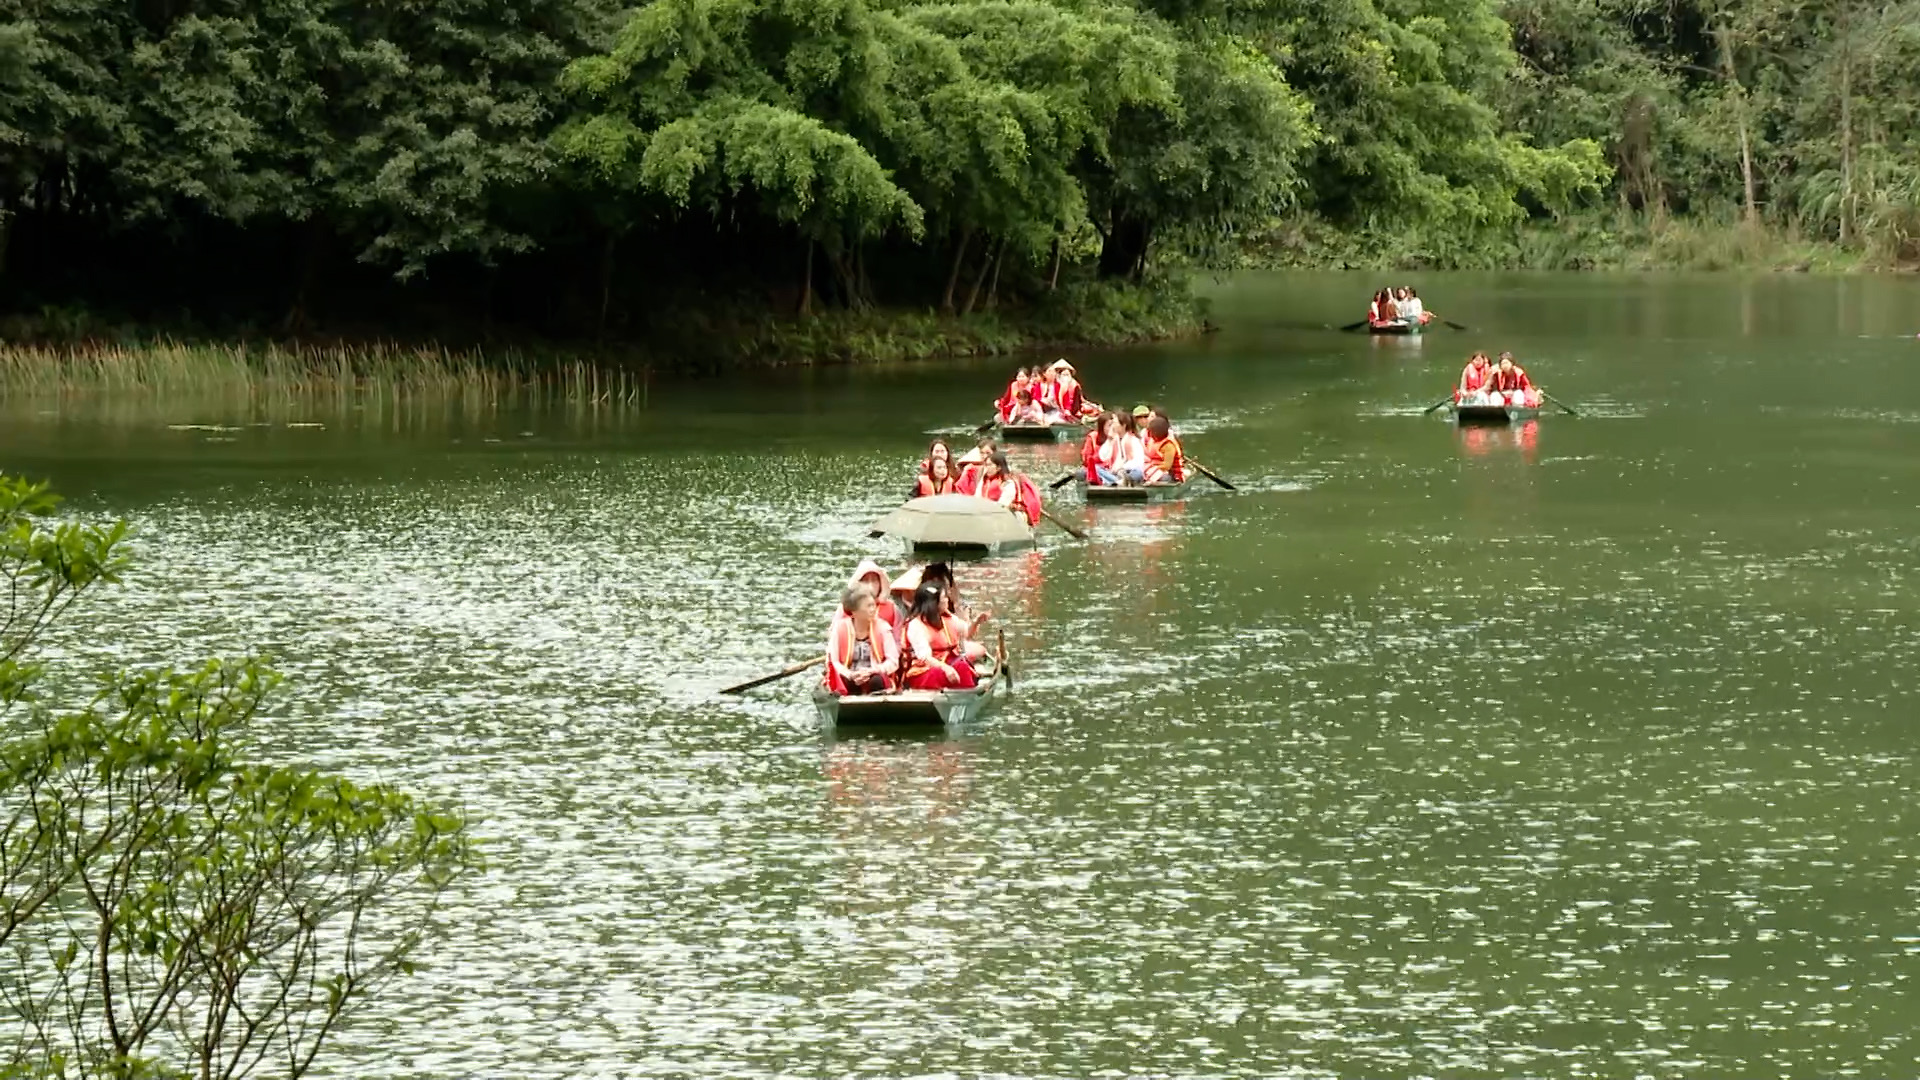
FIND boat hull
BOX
[813,663,1002,729]
[997,422,1085,443]
[1453,403,1540,425]
[1369,321,1421,335]
[903,534,1036,559]
[1081,480,1190,504]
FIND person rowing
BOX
[1489,352,1541,407]
[1455,351,1493,403]
[1143,414,1184,484]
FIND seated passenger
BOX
[1399,287,1426,324]
[1490,353,1541,407]
[1082,412,1117,486]
[1456,352,1493,403]
[994,369,1032,423]
[826,584,899,695]
[912,456,958,499]
[1143,415,1185,483]
[902,582,977,690]
[1007,390,1047,426]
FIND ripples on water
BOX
[22,317,1920,1078]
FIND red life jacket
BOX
[1059,380,1081,416]
[1492,366,1531,392]
[1461,362,1491,392]
[1081,432,1102,483]
[903,614,963,679]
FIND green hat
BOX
[1131,404,1150,417]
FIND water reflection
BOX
[1455,419,1541,461]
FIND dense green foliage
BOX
[0,474,474,1079]
[1498,0,1920,264]
[0,0,1900,356]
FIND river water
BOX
[7,272,1920,1077]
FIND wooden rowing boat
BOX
[1452,402,1540,425]
[812,655,1003,729]
[997,421,1086,443]
[1081,480,1190,504]
[1368,320,1421,335]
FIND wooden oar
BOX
[1336,319,1369,332]
[1439,318,1471,331]
[997,628,1012,693]
[1539,390,1581,417]
[1039,505,1088,540]
[1048,470,1079,490]
[1420,395,1454,415]
[720,656,823,695]
[1187,459,1237,492]
[972,416,999,436]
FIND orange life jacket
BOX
[1461,361,1491,392]
[1147,435,1184,482]
[826,614,897,693]
[915,473,956,498]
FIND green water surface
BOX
[6,272,1919,1078]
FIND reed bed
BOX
[0,341,651,404]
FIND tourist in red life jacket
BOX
[1035,366,1064,418]
[1049,359,1084,416]
[1007,390,1046,426]
[826,585,899,695]
[912,456,958,499]
[1491,353,1541,407]
[902,583,977,690]
[1143,415,1185,483]
[1456,352,1493,403]
[955,438,995,489]
[995,369,1032,423]
[1082,412,1116,485]
[960,452,1042,526]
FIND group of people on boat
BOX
[994,359,1102,426]
[827,559,993,695]
[1369,286,1431,329]
[1080,405,1184,487]
[1455,351,1541,407]
[912,437,1044,526]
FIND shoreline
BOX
[0,282,1207,396]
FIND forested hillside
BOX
[0,0,1910,352]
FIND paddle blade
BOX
[1049,470,1078,490]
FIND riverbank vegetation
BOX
[0,0,1911,381]
[0,475,476,1079]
